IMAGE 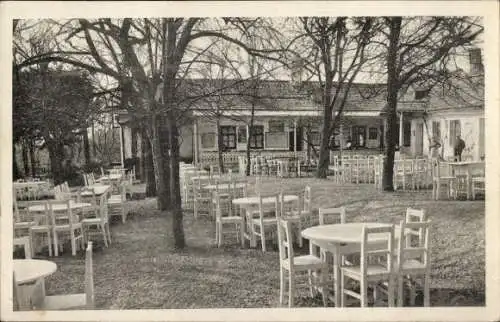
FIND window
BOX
[368,127,378,140]
[237,126,247,144]
[449,120,461,147]
[352,126,367,147]
[432,121,441,143]
[220,126,236,150]
[403,121,411,147]
[249,125,264,149]
[415,89,430,100]
[201,133,216,149]
[309,132,320,146]
[268,120,285,132]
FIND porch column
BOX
[119,124,125,168]
[193,120,198,165]
[293,119,297,153]
[399,112,404,148]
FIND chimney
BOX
[469,48,483,75]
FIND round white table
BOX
[203,182,246,191]
[301,222,393,307]
[14,259,57,284]
[81,184,111,197]
[232,194,298,207]
[28,202,92,212]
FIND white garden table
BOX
[203,182,246,191]
[232,194,298,207]
[301,222,394,307]
[28,201,92,212]
[81,184,112,197]
[14,259,57,310]
[97,173,122,182]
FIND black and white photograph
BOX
[1,1,499,321]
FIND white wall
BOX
[423,110,484,160]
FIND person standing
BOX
[454,135,466,161]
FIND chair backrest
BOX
[85,242,95,308]
[397,220,430,271]
[360,225,395,277]
[214,190,231,219]
[101,167,105,177]
[318,207,346,225]
[404,208,427,248]
[28,200,50,226]
[276,218,294,266]
[431,159,453,178]
[49,199,77,229]
[405,207,426,222]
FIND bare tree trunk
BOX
[168,113,185,249]
[47,141,66,185]
[82,128,91,165]
[13,143,21,180]
[29,138,36,178]
[245,113,254,176]
[22,138,29,177]
[316,81,333,179]
[143,129,156,197]
[149,116,170,209]
[382,17,402,191]
[216,117,225,173]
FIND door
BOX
[415,122,424,156]
[352,126,366,148]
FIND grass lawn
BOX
[36,177,485,309]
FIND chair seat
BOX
[472,177,485,183]
[15,221,36,229]
[30,225,51,231]
[108,198,123,205]
[435,176,455,181]
[39,293,87,310]
[82,218,106,225]
[399,259,427,272]
[218,216,244,224]
[342,264,391,278]
[54,223,83,231]
[251,217,277,225]
[282,254,325,270]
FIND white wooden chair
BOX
[340,225,395,307]
[193,177,212,219]
[50,200,84,257]
[412,159,428,190]
[82,194,111,247]
[13,197,36,238]
[276,217,327,307]
[394,159,413,191]
[395,219,431,307]
[249,194,277,252]
[431,159,456,200]
[471,176,485,200]
[39,242,94,310]
[13,236,32,259]
[108,182,127,223]
[276,192,303,247]
[214,190,244,247]
[28,201,53,257]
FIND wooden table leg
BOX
[333,244,341,307]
